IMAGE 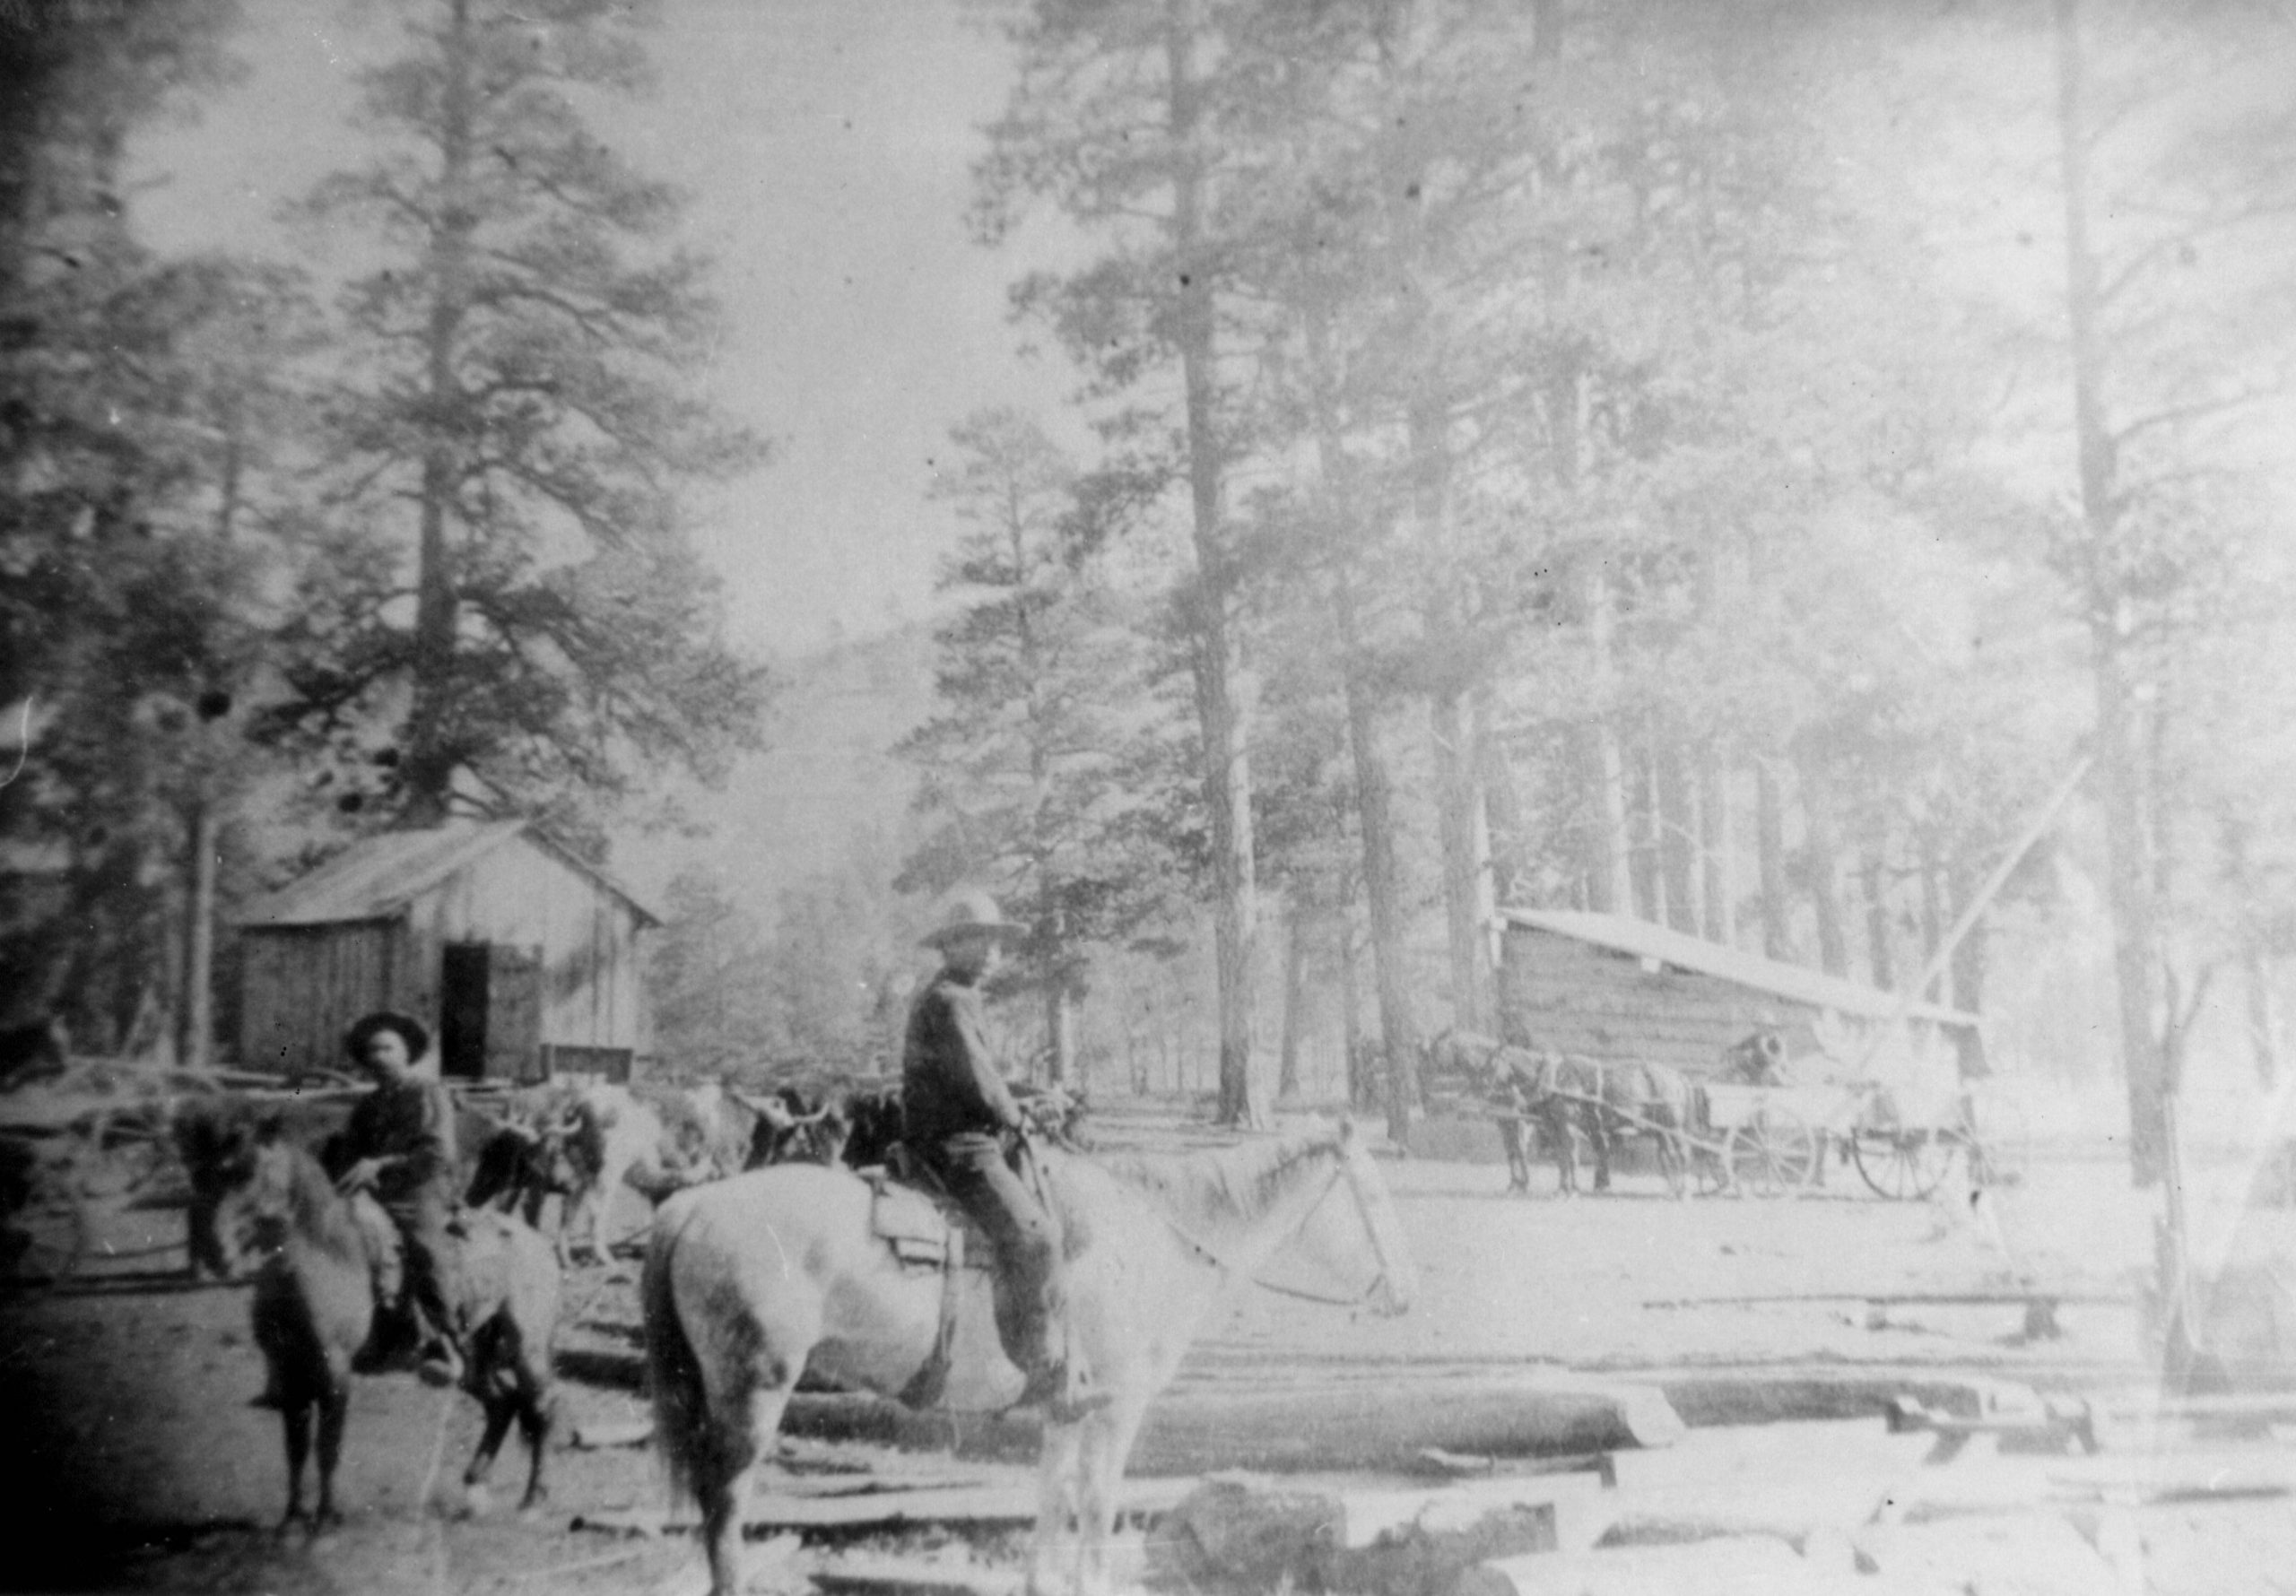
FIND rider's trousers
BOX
[924,1133,1061,1375]
[380,1183,461,1345]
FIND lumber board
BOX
[570,1476,1194,1539]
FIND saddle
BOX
[849,1163,986,1409]
[343,1191,474,1375]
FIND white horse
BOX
[642,1119,1414,1596]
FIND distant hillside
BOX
[616,622,938,924]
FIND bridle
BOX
[1156,1141,1402,1309]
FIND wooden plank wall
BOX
[239,921,407,1075]
[407,835,648,1058]
[1496,927,1826,1078]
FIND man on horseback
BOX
[333,1011,468,1388]
[900,891,1102,1419]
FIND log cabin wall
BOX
[238,919,413,1076]
[402,834,648,1057]
[234,821,657,1080]
[1496,925,1824,1074]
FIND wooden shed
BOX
[234,820,660,1083]
[1496,908,1986,1080]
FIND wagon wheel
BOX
[1850,1129,1951,1201]
[1726,1106,1818,1198]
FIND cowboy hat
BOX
[343,1009,431,1063]
[919,889,1029,949]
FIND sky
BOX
[128,0,1075,659]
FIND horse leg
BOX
[1588,1111,1613,1193]
[1544,1107,1576,1197]
[460,1392,516,1516]
[1030,1415,1088,1596]
[276,1398,312,1534]
[1073,1401,1153,1596]
[700,1382,797,1596]
[515,1382,555,1514]
[312,1375,350,1530]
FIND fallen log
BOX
[809,1558,1022,1596]
[571,1477,1195,1540]
[1157,1471,1616,1596]
[556,1351,1683,1472]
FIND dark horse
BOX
[1479,1044,1705,1199]
[187,1102,561,1528]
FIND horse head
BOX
[1280,1121,1417,1318]
[200,1113,305,1273]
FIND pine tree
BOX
[266,0,768,832]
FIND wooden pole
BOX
[1848,755,2092,1078]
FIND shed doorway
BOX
[439,941,544,1082]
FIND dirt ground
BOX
[2,1103,2282,1595]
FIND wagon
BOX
[1696,1081,1852,1198]
[1836,1080,2031,1201]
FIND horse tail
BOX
[640,1203,708,1505]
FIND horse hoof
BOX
[458,1483,494,1520]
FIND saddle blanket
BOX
[863,1172,987,1271]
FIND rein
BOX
[1152,1152,1393,1308]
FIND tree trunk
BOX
[403,0,479,826]
[178,798,217,1068]
[1431,689,1489,1030]
[1798,752,1848,976]
[1478,710,1531,914]
[1305,299,1418,1136]
[1755,759,1792,960]
[1918,843,1946,1003]
[1339,579,1421,1141]
[1629,737,1664,925]
[2245,943,2280,1091]
[1862,858,1895,993]
[1164,0,1260,1127]
[1278,900,1308,1105]
[1700,750,1735,947]
[2056,0,2165,1184]
[1946,857,1987,1018]
[1337,905,1366,1109]
[1042,973,1074,1089]
[1657,730,1699,935]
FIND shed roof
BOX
[237,819,663,928]
[1500,907,1980,1030]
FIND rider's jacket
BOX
[342,1074,460,1203]
[900,970,1024,1149]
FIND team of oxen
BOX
[450,1072,1083,1268]
[1423,1027,1790,1198]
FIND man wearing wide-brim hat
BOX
[900,890,1100,1418]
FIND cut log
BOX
[1157,1470,1619,1596]
[809,1557,1022,1596]
[1126,1378,1683,1474]
[570,1477,1194,1540]
[556,1355,1684,1473]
